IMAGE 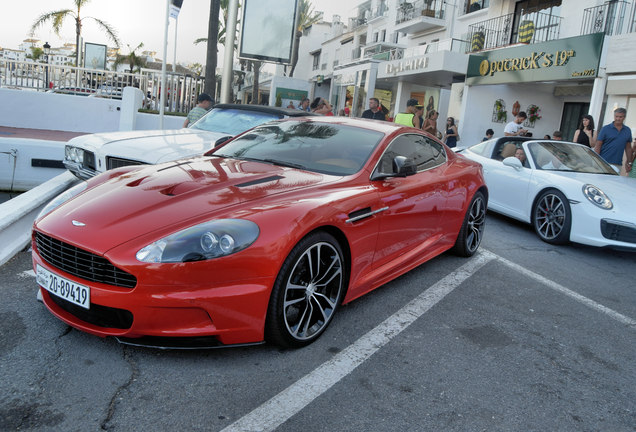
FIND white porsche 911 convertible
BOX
[459,137,636,250]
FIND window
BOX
[511,0,562,44]
[377,134,446,174]
[380,29,386,42]
[464,0,489,14]
[312,52,320,70]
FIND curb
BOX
[0,171,78,266]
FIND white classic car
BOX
[64,104,314,180]
[458,137,636,250]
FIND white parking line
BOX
[481,249,636,327]
[220,251,495,432]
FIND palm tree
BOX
[204,0,221,97]
[30,0,120,67]
[112,43,146,74]
[288,0,322,77]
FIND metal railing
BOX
[0,59,205,113]
[581,0,636,36]
[466,11,562,53]
[397,0,445,23]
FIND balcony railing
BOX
[466,11,562,53]
[581,0,636,36]
[397,0,445,23]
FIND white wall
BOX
[459,83,566,146]
[0,88,121,133]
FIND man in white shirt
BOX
[504,111,528,136]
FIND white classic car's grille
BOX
[106,157,148,170]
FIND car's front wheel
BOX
[265,232,345,348]
[532,189,571,244]
[452,191,486,257]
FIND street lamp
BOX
[43,42,51,89]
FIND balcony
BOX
[395,0,446,34]
[466,11,562,53]
[581,1,636,36]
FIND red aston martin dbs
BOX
[32,117,487,348]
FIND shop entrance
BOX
[560,102,590,142]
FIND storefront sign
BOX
[275,87,308,100]
[384,57,428,76]
[466,33,604,85]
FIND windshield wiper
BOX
[262,158,307,170]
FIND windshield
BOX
[528,141,618,174]
[191,108,282,135]
[213,120,384,176]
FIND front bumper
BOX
[33,252,275,346]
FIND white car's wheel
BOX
[532,189,571,245]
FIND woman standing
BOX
[422,110,438,136]
[572,115,597,147]
[443,117,459,148]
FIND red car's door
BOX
[371,134,449,269]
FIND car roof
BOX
[212,103,318,117]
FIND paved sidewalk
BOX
[0,126,88,141]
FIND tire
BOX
[532,189,571,245]
[265,232,345,348]
[452,191,486,257]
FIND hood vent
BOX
[235,175,284,188]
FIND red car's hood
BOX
[37,157,335,254]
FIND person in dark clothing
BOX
[361,97,386,120]
[572,114,597,147]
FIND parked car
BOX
[63,104,314,180]
[33,117,487,349]
[458,137,636,249]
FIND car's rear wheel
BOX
[532,189,571,245]
[452,191,486,257]
[265,232,345,348]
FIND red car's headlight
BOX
[135,219,260,263]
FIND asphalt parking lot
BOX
[1,212,635,431]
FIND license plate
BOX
[36,265,90,309]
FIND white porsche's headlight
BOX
[583,184,613,210]
[36,181,88,220]
[65,146,84,163]
[136,219,259,263]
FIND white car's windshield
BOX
[191,108,282,135]
[213,120,383,176]
[528,141,618,174]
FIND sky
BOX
[1,0,359,66]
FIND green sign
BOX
[466,33,604,85]
[275,87,308,100]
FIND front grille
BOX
[49,293,133,329]
[35,231,137,288]
[600,219,636,244]
[107,156,148,170]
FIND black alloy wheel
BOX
[265,232,345,348]
[453,191,487,257]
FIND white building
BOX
[289,0,636,144]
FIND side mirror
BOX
[394,155,417,177]
[502,156,523,170]
[214,135,233,147]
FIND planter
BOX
[518,20,535,44]
[471,31,485,52]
